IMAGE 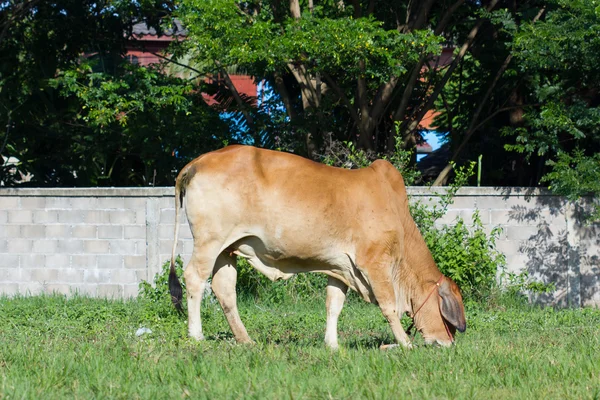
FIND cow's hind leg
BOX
[185,242,221,341]
[212,252,253,344]
[324,276,348,350]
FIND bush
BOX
[138,256,187,317]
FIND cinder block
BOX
[0,255,20,269]
[0,225,20,238]
[57,240,84,254]
[505,226,543,241]
[70,284,96,297]
[161,239,182,255]
[32,240,58,253]
[449,196,477,210]
[71,255,96,268]
[98,198,125,209]
[458,209,490,226]
[182,239,194,255]
[46,225,70,238]
[21,225,46,238]
[134,269,147,281]
[19,282,44,295]
[0,239,6,252]
[84,269,112,283]
[71,225,97,239]
[8,239,33,253]
[135,209,146,224]
[0,268,20,281]
[158,224,174,239]
[98,226,123,239]
[58,269,84,283]
[158,197,173,209]
[491,210,514,225]
[504,196,537,209]
[435,210,462,226]
[132,240,146,255]
[19,254,45,268]
[123,284,139,298]
[160,209,175,224]
[32,268,60,282]
[46,254,70,268]
[97,255,123,269]
[0,197,19,208]
[84,210,111,224]
[71,197,98,209]
[0,283,19,296]
[20,197,46,208]
[124,255,146,269]
[110,269,138,284]
[124,225,145,239]
[109,240,136,255]
[84,240,109,254]
[44,284,71,296]
[0,210,7,224]
[109,210,136,224]
[33,210,58,224]
[504,253,530,271]
[476,196,507,211]
[9,210,32,224]
[124,197,147,208]
[45,197,70,209]
[97,284,123,298]
[58,210,84,224]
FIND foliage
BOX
[0,0,229,186]
[138,255,187,316]
[430,211,505,301]
[174,0,477,155]
[2,295,600,398]
[321,132,420,186]
[43,62,227,186]
[506,0,600,214]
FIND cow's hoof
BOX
[325,341,340,351]
[380,342,412,351]
[189,333,205,341]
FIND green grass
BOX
[1,294,599,399]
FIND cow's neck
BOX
[401,218,443,314]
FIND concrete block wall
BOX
[1,187,598,306]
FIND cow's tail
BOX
[169,165,194,313]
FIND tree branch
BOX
[432,6,547,185]
[400,0,501,140]
[215,61,256,139]
[321,72,360,127]
[273,71,297,121]
[289,0,301,19]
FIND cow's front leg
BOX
[369,275,412,349]
[324,276,348,350]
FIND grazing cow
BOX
[169,145,466,348]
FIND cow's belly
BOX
[228,232,374,302]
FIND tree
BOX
[0,0,229,186]
[176,0,518,159]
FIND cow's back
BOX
[180,146,405,260]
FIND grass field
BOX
[1,293,599,399]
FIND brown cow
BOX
[169,145,466,348]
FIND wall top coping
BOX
[0,186,556,197]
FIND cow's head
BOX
[416,276,466,346]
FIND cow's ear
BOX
[438,277,467,332]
